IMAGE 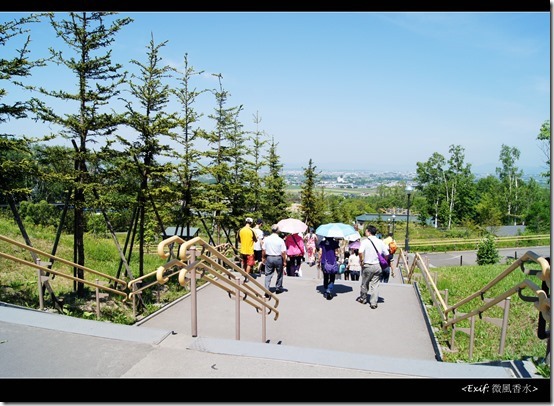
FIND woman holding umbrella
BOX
[285,232,305,277]
[315,222,357,300]
[318,237,340,300]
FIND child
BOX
[343,250,351,280]
[348,249,361,281]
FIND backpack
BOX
[388,240,397,254]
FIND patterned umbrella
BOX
[277,218,308,234]
[315,223,357,239]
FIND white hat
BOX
[245,217,253,223]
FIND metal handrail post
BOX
[262,297,267,343]
[499,297,511,355]
[95,278,100,319]
[36,267,44,310]
[189,248,198,337]
[235,275,241,340]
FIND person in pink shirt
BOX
[284,232,305,277]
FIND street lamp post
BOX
[405,185,414,252]
[392,214,396,238]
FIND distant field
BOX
[286,186,377,196]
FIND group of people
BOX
[238,217,396,309]
[318,225,396,307]
[238,218,309,295]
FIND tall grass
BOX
[0,217,188,322]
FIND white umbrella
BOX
[277,218,308,234]
[345,232,361,242]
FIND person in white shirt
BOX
[262,224,287,295]
[347,248,362,281]
[356,225,389,309]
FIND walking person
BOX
[285,232,305,277]
[303,227,319,266]
[318,237,340,300]
[342,250,351,280]
[357,225,389,309]
[253,219,265,276]
[262,224,287,295]
[238,217,257,277]
[348,248,361,281]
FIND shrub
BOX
[476,234,500,265]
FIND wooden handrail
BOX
[0,234,127,288]
[153,235,280,318]
[401,247,550,333]
[445,251,550,316]
[403,234,550,248]
[0,251,128,299]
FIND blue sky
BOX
[2,11,551,175]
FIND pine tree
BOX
[199,74,243,244]
[261,137,288,225]
[250,111,268,216]
[29,12,132,295]
[300,158,320,228]
[119,33,178,276]
[170,53,207,239]
[0,13,47,203]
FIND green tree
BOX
[227,104,257,235]
[537,120,550,183]
[474,175,503,228]
[199,74,243,244]
[29,12,132,295]
[170,53,207,237]
[444,145,475,229]
[119,33,178,276]
[261,137,288,225]
[496,144,523,225]
[415,146,474,230]
[249,111,268,217]
[0,14,47,204]
[522,179,550,233]
[31,144,74,203]
[300,158,319,228]
[415,152,445,228]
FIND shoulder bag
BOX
[368,238,389,271]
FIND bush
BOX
[476,234,500,265]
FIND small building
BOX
[162,226,199,241]
[355,213,415,225]
[487,225,526,237]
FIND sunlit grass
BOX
[416,262,549,376]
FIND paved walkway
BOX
[3,251,538,380]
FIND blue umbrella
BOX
[315,223,357,239]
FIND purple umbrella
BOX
[349,240,361,250]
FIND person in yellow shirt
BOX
[239,217,257,276]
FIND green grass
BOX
[415,262,550,377]
[0,218,191,323]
